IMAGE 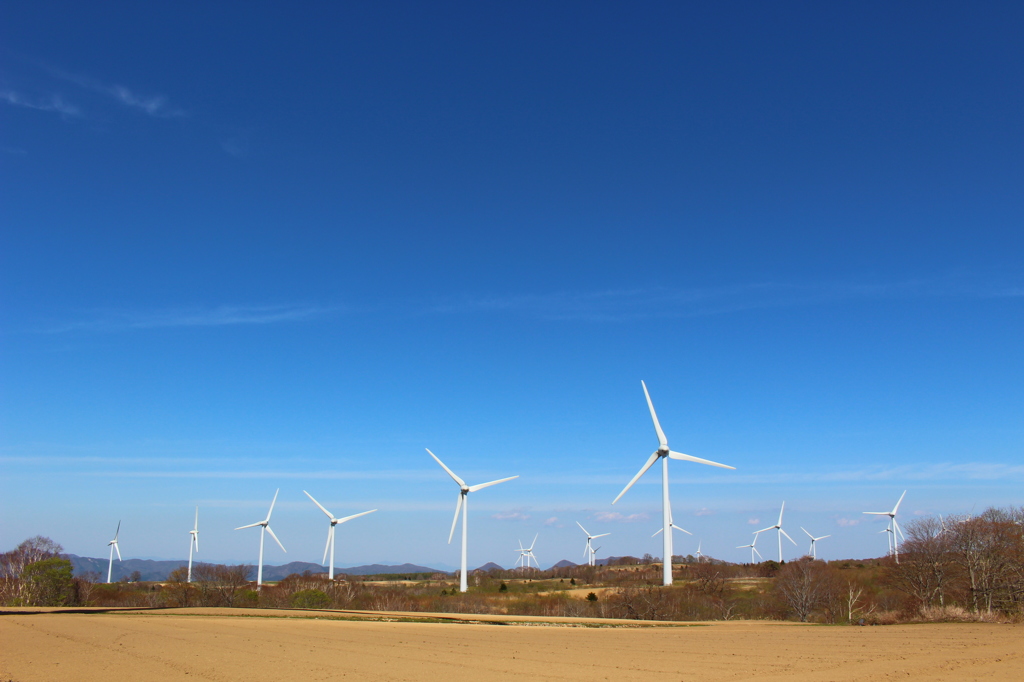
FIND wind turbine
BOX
[756,502,798,562]
[235,489,286,587]
[863,491,906,563]
[576,522,610,567]
[515,534,539,569]
[652,510,693,538]
[695,540,706,563]
[187,507,199,582]
[800,527,830,560]
[303,490,377,581]
[428,448,518,593]
[613,380,735,586]
[106,521,122,583]
[737,531,764,563]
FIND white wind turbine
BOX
[695,540,706,563]
[800,527,830,560]
[756,502,798,563]
[863,491,907,563]
[515,534,539,569]
[303,490,377,581]
[428,448,518,593]
[235,489,287,587]
[187,507,199,583]
[613,380,735,586]
[737,531,764,563]
[576,522,610,567]
[106,521,122,583]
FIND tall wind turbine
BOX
[800,527,830,560]
[737,531,764,563]
[863,491,907,563]
[106,521,122,583]
[695,540,706,563]
[303,490,377,581]
[187,507,199,582]
[613,381,735,586]
[756,502,798,563]
[235,489,286,587]
[576,522,610,567]
[428,448,518,593]
[515,534,539,569]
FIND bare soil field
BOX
[2,607,1021,681]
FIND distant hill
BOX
[551,559,577,568]
[473,562,504,572]
[66,555,445,582]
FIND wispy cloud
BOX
[1,90,80,116]
[835,517,862,527]
[747,517,761,525]
[593,511,648,523]
[39,303,338,333]
[492,511,530,521]
[694,507,714,516]
[47,68,185,117]
[543,516,559,526]
[424,275,1023,322]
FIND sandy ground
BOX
[2,607,1021,681]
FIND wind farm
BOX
[3,2,1022,680]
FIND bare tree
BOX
[774,558,835,622]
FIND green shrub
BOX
[290,589,330,609]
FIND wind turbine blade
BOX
[337,509,378,524]
[194,507,199,531]
[736,544,749,549]
[426,449,466,487]
[468,475,518,493]
[194,534,199,552]
[323,527,332,565]
[863,511,887,515]
[235,521,263,530]
[593,532,610,539]
[755,526,776,535]
[266,488,280,523]
[114,521,120,541]
[641,380,668,448]
[266,525,286,553]
[671,525,693,535]
[753,547,762,561]
[652,528,664,538]
[612,451,659,504]
[304,490,335,519]
[583,543,590,559]
[114,543,122,561]
[448,494,463,544]
[778,501,785,526]
[801,527,814,539]
[781,528,798,546]
[892,490,907,515]
[530,534,538,550]
[817,535,831,541]
[668,451,735,470]
[576,521,590,536]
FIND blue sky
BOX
[2,2,1022,570]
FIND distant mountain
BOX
[66,555,445,582]
[473,562,504,572]
[551,559,577,568]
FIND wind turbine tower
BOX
[187,507,199,582]
[235,489,287,587]
[613,381,735,586]
[428,449,517,593]
[737,531,764,564]
[303,490,377,580]
[106,521,122,583]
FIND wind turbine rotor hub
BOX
[461,485,469,493]
[657,446,669,456]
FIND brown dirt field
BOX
[1,607,1021,681]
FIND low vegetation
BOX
[4,506,1021,624]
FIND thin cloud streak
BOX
[47,67,185,117]
[424,276,1023,322]
[38,303,338,333]
[1,90,80,116]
